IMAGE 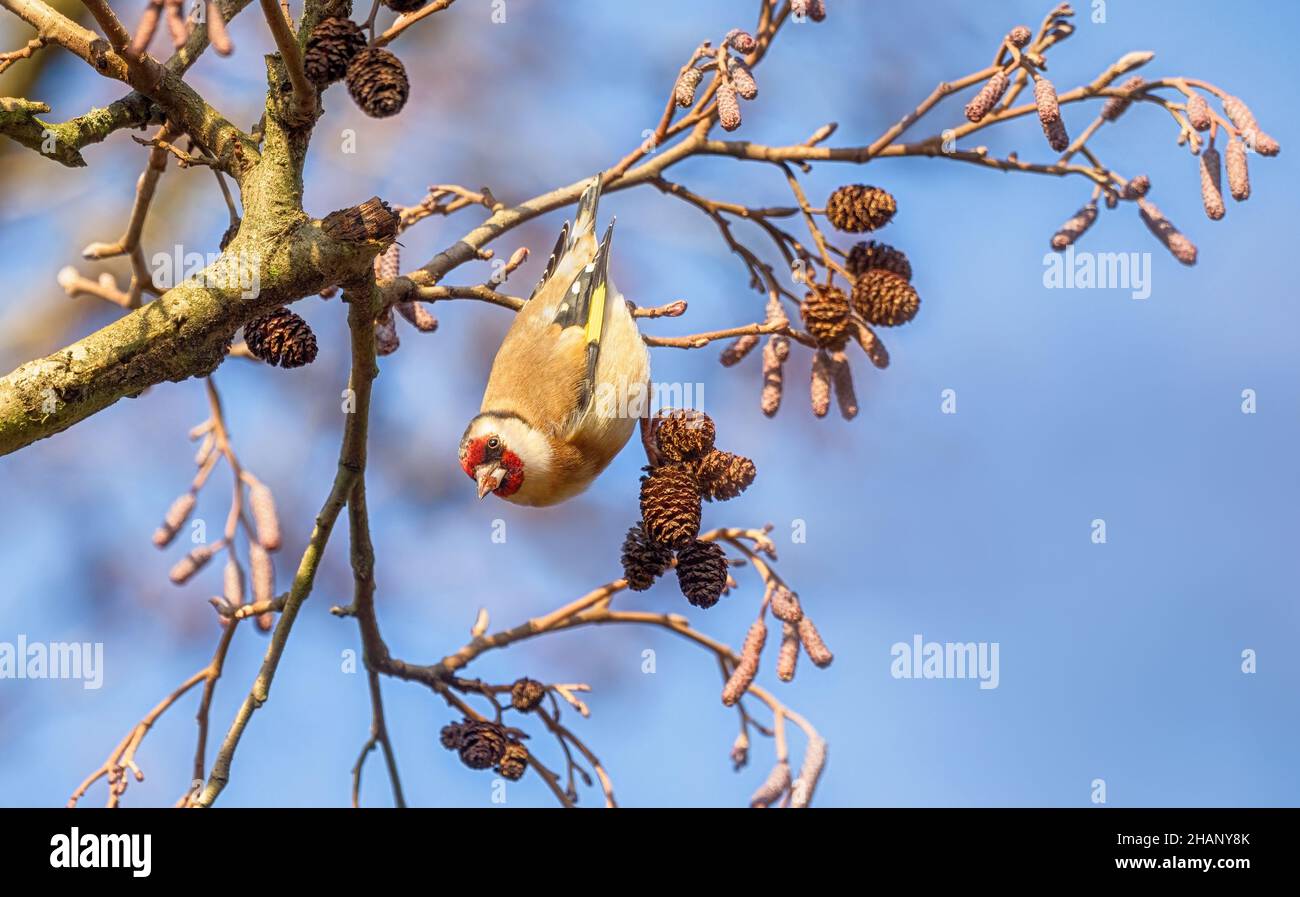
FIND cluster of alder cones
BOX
[719,184,918,420]
[304,6,420,119]
[439,678,546,779]
[623,411,756,609]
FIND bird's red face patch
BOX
[460,435,525,497]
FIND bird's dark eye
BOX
[487,437,500,450]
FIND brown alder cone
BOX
[346,48,411,119]
[675,539,728,609]
[1199,146,1225,220]
[827,351,858,420]
[620,523,674,591]
[1226,139,1250,201]
[153,492,196,547]
[244,308,318,369]
[964,70,1008,123]
[846,240,912,281]
[777,622,800,682]
[722,619,767,705]
[655,410,716,462]
[825,185,897,233]
[440,720,467,750]
[760,335,788,417]
[769,586,803,623]
[1051,202,1098,250]
[495,741,528,781]
[800,286,851,350]
[455,721,509,770]
[717,82,742,131]
[384,0,429,12]
[510,677,546,712]
[749,761,791,808]
[810,349,832,418]
[674,68,702,107]
[169,543,220,584]
[1186,93,1212,131]
[303,17,367,86]
[639,465,701,550]
[1138,198,1198,265]
[798,615,834,667]
[852,268,920,326]
[719,333,759,366]
[694,450,756,501]
[1100,75,1143,121]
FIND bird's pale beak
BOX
[474,462,506,500]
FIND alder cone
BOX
[620,523,674,591]
[346,48,410,118]
[495,742,528,781]
[303,17,366,86]
[826,185,897,233]
[639,465,701,550]
[694,450,756,502]
[384,0,428,12]
[655,411,716,462]
[244,307,318,368]
[800,286,851,350]
[846,240,911,281]
[457,721,509,770]
[852,269,920,327]
[675,539,728,609]
[510,677,546,712]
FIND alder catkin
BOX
[964,70,1008,123]
[223,556,244,607]
[246,477,281,551]
[790,735,828,808]
[721,619,767,705]
[1034,77,1061,124]
[729,58,758,100]
[725,28,757,52]
[674,68,702,107]
[769,586,803,623]
[827,351,858,420]
[249,542,274,603]
[810,349,832,418]
[1137,198,1198,266]
[777,622,800,682]
[1099,76,1143,122]
[1221,94,1280,156]
[719,333,759,366]
[1050,202,1098,250]
[153,492,196,547]
[1199,146,1225,220]
[717,82,742,131]
[851,320,890,369]
[797,615,834,667]
[749,761,792,808]
[1225,138,1250,201]
[1185,93,1212,131]
[760,335,788,417]
[169,543,220,585]
[1007,25,1032,48]
[1123,174,1151,199]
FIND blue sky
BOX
[1,0,1297,807]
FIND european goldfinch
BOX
[459,176,651,506]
